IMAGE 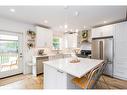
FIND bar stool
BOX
[72,64,102,89]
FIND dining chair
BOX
[72,64,102,89]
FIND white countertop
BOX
[33,53,71,58]
[44,58,104,78]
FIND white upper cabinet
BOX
[35,26,53,48]
[63,33,78,48]
[92,24,115,38]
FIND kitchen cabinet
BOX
[44,64,67,89]
[36,58,43,74]
[48,54,71,60]
[44,64,75,89]
[92,24,115,38]
[36,26,53,48]
[32,56,49,76]
[32,54,71,76]
[63,33,77,48]
[91,21,127,80]
[113,21,127,80]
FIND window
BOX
[0,35,19,72]
[52,37,62,50]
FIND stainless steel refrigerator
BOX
[91,36,114,76]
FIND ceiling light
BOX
[75,11,79,16]
[64,24,68,29]
[104,21,107,23]
[76,29,79,32]
[44,20,48,24]
[10,8,15,12]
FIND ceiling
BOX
[0,6,126,32]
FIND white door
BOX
[0,31,23,78]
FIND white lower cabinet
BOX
[44,64,67,89]
[44,64,75,89]
[32,54,71,76]
[56,70,67,89]
[32,57,49,76]
[49,54,71,60]
[36,59,43,74]
[44,64,57,89]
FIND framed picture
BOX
[80,30,88,42]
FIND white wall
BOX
[0,17,35,74]
[80,42,91,50]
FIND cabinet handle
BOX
[57,70,64,73]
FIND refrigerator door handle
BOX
[99,41,103,60]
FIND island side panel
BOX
[44,64,76,89]
[44,64,58,89]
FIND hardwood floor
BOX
[0,74,43,89]
[96,75,127,89]
[0,74,127,89]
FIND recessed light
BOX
[64,24,68,29]
[84,26,86,29]
[104,21,107,23]
[10,8,15,12]
[44,20,48,24]
[76,29,79,32]
[75,11,79,16]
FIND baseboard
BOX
[0,73,23,79]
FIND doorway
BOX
[0,31,23,78]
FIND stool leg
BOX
[102,76,110,89]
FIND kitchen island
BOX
[44,58,104,89]
[32,53,71,76]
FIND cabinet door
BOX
[101,25,114,36]
[44,64,57,89]
[36,59,43,74]
[92,25,114,38]
[36,26,53,48]
[92,28,102,38]
[56,70,67,89]
[44,64,67,89]
[64,34,77,48]
[114,22,127,80]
